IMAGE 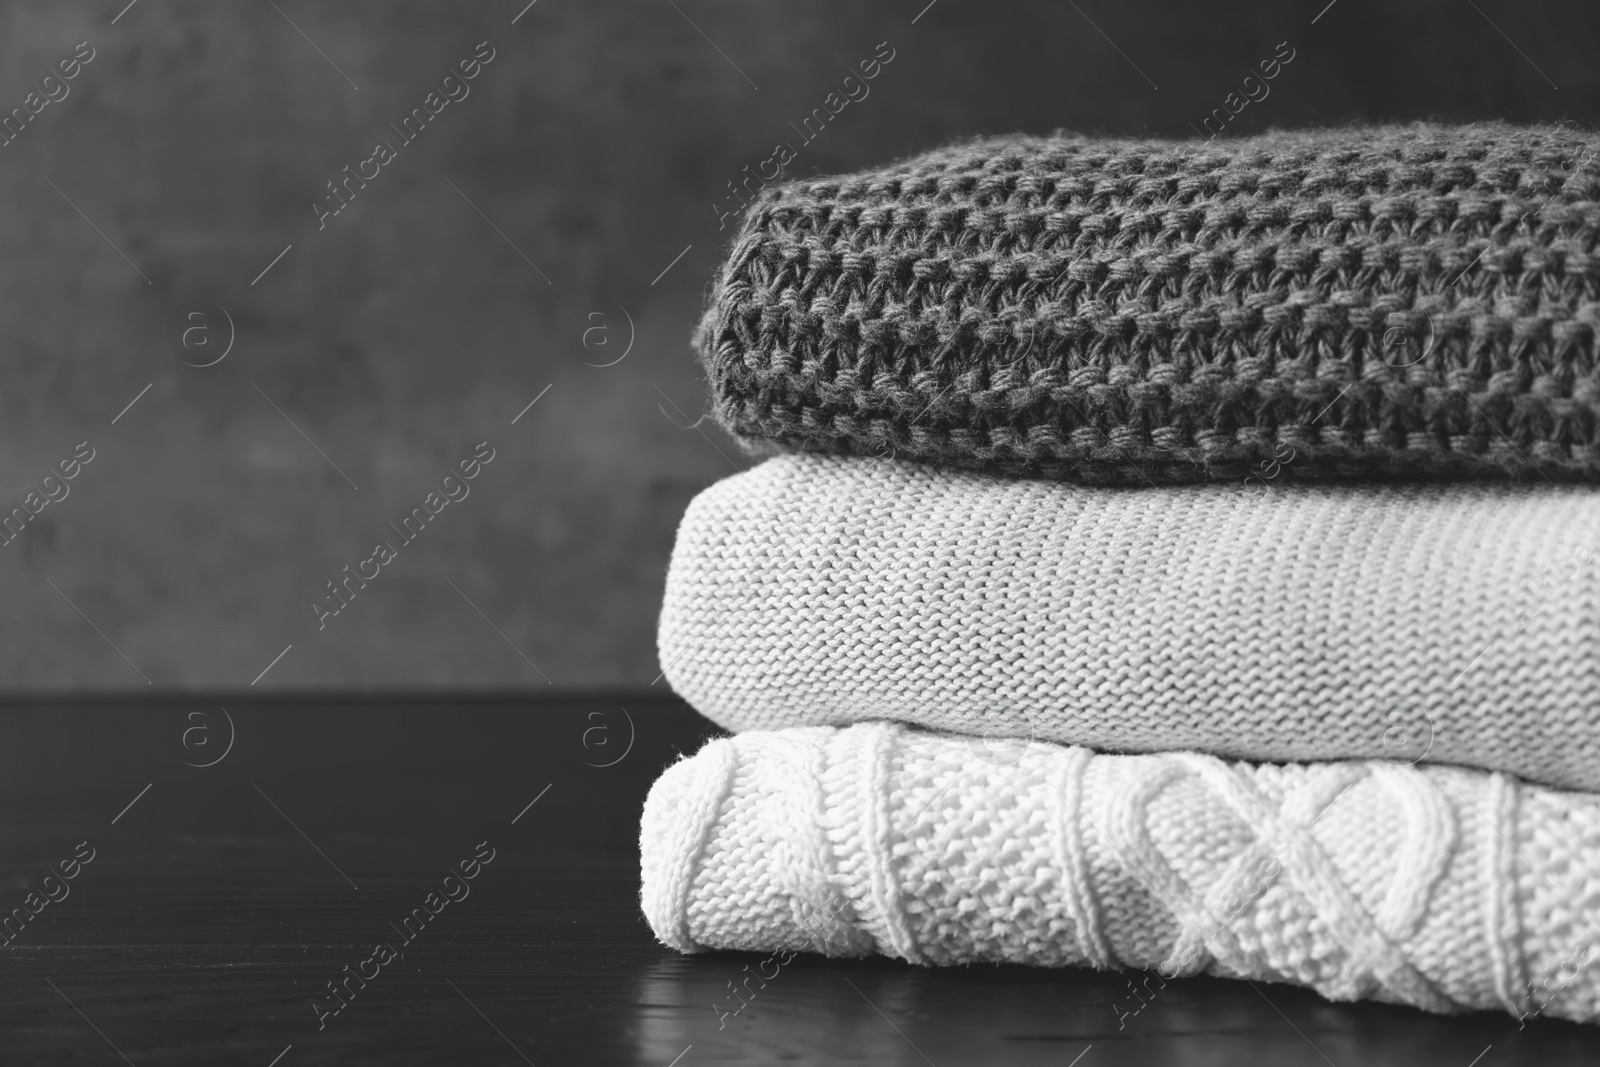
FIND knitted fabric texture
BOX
[659,454,1600,792]
[640,722,1600,1024]
[695,123,1600,484]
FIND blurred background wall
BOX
[0,0,1594,690]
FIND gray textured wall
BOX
[2,0,1595,690]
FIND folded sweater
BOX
[659,454,1600,792]
[640,723,1600,1025]
[696,123,1600,484]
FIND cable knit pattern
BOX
[639,723,1600,1024]
[659,454,1600,792]
[695,123,1600,484]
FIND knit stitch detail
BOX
[1484,773,1529,1016]
[781,727,853,954]
[1367,762,1458,941]
[639,724,1600,1024]
[1055,746,1111,967]
[695,123,1600,484]
[637,738,739,953]
[863,721,922,963]
[659,454,1600,792]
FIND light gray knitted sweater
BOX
[659,454,1600,791]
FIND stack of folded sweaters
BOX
[640,123,1600,1026]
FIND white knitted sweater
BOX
[640,723,1600,1024]
[659,454,1600,791]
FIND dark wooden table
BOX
[2,696,1596,1065]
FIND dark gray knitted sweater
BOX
[694,123,1600,483]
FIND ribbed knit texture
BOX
[640,723,1600,1024]
[696,123,1600,484]
[659,454,1600,792]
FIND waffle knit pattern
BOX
[659,454,1600,792]
[640,722,1600,1024]
[695,123,1600,484]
